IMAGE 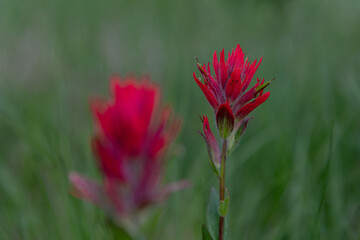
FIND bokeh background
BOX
[1,0,359,239]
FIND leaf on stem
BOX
[205,187,229,240]
[202,224,214,240]
[206,188,219,239]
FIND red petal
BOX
[197,63,222,102]
[235,92,270,119]
[92,137,126,182]
[212,51,220,83]
[233,44,244,70]
[220,49,228,89]
[225,68,242,102]
[194,73,219,110]
[232,86,256,113]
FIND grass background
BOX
[0,0,360,239]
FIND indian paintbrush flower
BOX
[69,75,189,226]
[194,44,271,141]
[194,45,272,240]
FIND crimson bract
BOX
[194,44,271,165]
[69,75,189,221]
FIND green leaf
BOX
[202,224,214,240]
[206,188,229,240]
[206,187,219,240]
[219,188,230,217]
[218,198,229,217]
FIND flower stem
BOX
[219,139,227,240]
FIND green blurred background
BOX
[1,0,359,239]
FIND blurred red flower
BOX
[69,75,189,220]
[193,44,271,125]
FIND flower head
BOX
[194,44,271,138]
[69,75,189,221]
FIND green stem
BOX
[219,139,227,240]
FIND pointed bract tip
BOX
[255,79,272,94]
[203,115,210,129]
[200,115,207,123]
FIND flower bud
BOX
[200,116,221,175]
[216,101,234,139]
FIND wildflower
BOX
[194,44,271,139]
[69,75,189,222]
[195,45,273,240]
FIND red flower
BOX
[69,75,189,220]
[194,44,271,126]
